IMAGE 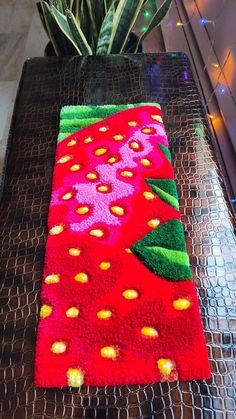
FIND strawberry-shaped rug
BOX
[35,104,210,387]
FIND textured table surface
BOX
[0,53,236,419]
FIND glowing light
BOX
[144,10,151,19]
[212,63,219,68]
[208,114,214,120]
[176,21,184,26]
[199,18,211,25]
[140,26,147,33]
[218,85,226,94]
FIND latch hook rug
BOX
[35,104,210,387]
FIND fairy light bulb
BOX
[218,85,226,94]
[176,21,184,26]
[140,26,147,33]
[199,18,211,25]
[144,10,151,19]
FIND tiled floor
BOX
[0,1,163,178]
[0,0,47,176]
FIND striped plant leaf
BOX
[39,1,65,55]
[135,0,172,51]
[50,4,82,54]
[84,0,98,39]
[96,3,115,54]
[51,0,64,13]
[108,0,145,53]
[66,9,92,55]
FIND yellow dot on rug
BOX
[62,192,73,201]
[151,114,163,123]
[143,191,155,200]
[44,274,60,284]
[113,134,124,141]
[70,164,81,171]
[57,155,72,164]
[67,139,77,147]
[94,147,108,156]
[40,305,52,318]
[89,229,104,238]
[84,136,94,144]
[140,158,151,167]
[141,127,154,134]
[66,307,79,318]
[76,206,90,215]
[74,272,89,283]
[67,368,84,387]
[51,341,67,354]
[107,156,118,164]
[99,126,109,132]
[97,309,112,319]
[120,170,134,178]
[128,121,138,127]
[141,327,158,337]
[173,298,191,310]
[129,141,140,151]
[100,346,118,359]
[99,262,111,270]
[147,218,160,228]
[49,225,64,235]
[86,172,98,180]
[157,358,173,376]
[97,184,110,193]
[122,289,139,300]
[68,248,81,256]
[110,206,124,216]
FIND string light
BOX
[208,114,214,120]
[199,18,212,25]
[144,10,151,19]
[140,26,147,33]
[173,0,233,111]
[218,85,226,94]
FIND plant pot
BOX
[44,32,143,57]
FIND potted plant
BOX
[37,0,172,56]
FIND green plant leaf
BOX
[39,1,65,55]
[37,2,49,37]
[52,0,64,13]
[50,4,82,54]
[66,9,92,55]
[108,0,145,53]
[84,0,98,40]
[135,0,172,51]
[96,3,115,54]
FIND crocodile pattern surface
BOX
[0,53,235,419]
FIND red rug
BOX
[35,105,210,387]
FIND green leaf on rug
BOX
[131,218,192,281]
[146,178,179,210]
